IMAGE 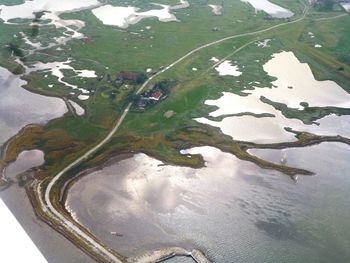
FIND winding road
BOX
[40,2,322,262]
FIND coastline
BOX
[0,182,96,263]
[2,2,350,262]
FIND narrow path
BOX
[313,13,347,21]
[205,40,256,73]
[43,104,132,262]
[63,97,77,118]
[40,3,312,263]
[137,2,309,95]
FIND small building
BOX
[117,72,140,81]
[149,90,163,101]
[137,97,149,109]
[114,71,146,87]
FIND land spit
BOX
[128,247,210,263]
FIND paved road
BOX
[43,103,132,262]
[41,3,314,262]
[137,2,309,95]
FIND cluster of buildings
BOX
[310,0,350,12]
[100,70,168,109]
[136,83,168,110]
[114,71,147,87]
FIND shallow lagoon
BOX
[0,0,99,22]
[4,150,44,179]
[0,66,67,146]
[242,0,294,18]
[27,60,97,98]
[196,51,350,143]
[92,1,189,28]
[215,60,242,76]
[67,143,350,262]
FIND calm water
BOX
[196,51,350,144]
[0,66,67,147]
[4,150,44,179]
[67,143,350,262]
[242,0,294,18]
[166,256,195,263]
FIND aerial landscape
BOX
[0,0,349,262]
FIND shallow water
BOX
[196,110,350,143]
[4,150,44,180]
[0,66,67,146]
[196,51,350,143]
[69,100,85,116]
[242,0,294,18]
[1,0,97,53]
[91,1,189,28]
[215,60,242,76]
[259,51,350,109]
[27,59,96,98]
[67,143,350,262]
[166,256,194,263]
[0,0,99,22]
[341,3,350,12]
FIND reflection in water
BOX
[196,51,350,143]
[166,256,195,263]
[4,150,44,180]
[0,0,99,22]
[0,66,67,146]
[241,0,294,18]
[67,144,350,262]
[91,1,189,28]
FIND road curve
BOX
[137,2,308,95]
[43,103,132,262]
[41,3,311,262]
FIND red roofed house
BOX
[149,90,163,101]
[117,72,140,81]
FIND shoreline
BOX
[58,134,350,262]
[0,181,96,263]
[28,178,212,263]
[4,2,350,262]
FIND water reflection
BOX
[196,51,350,143]
[0,66,67,146]
[241,0,294,18]
[4,149,44,179]
[67,143,350,262]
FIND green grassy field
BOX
[1,0,350,181]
